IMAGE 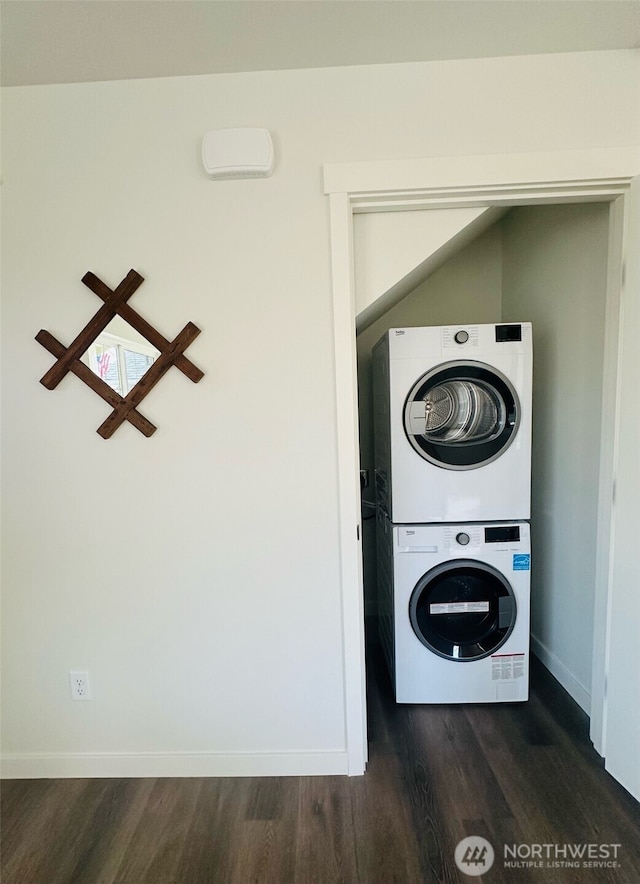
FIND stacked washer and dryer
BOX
[372,323,533,703]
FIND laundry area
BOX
[356,201,611,717]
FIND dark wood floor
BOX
[3,627,640,883]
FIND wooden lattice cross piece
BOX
[36,270,203,438]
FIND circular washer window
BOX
[403,360,520,470]
[409,560,517,662]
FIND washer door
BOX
[403,360,520,470]
[409,560,517,661]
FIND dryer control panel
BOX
[438,322,532,356]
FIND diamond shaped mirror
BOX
[82,316,160,396]
[36,269,204,438]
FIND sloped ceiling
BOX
[2,0,639,87]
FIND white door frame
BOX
[325,147,640,774]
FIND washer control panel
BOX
[444,525,482,552]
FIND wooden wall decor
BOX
[36,269,204,438]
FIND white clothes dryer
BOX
[377,515,530,704]
[372,323,532,523]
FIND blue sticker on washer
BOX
[513,554,530,571]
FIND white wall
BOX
[353,206,492,327]
[501,203,611,712]
[2,50,638,776]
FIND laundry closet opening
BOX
[355,202,611,717]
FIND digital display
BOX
[485,526,520,543]
[496,324,522,342]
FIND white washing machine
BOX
[373,323,532,523]
[377,515,530,704]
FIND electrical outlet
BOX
[69,670,91,701]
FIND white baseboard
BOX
[0,750,349,779]
[530,633,591,715]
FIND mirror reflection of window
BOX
[124,348,155,390]
[82,319,160,395]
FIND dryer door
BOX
[409,560,517,661]
[404,360,520,470]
